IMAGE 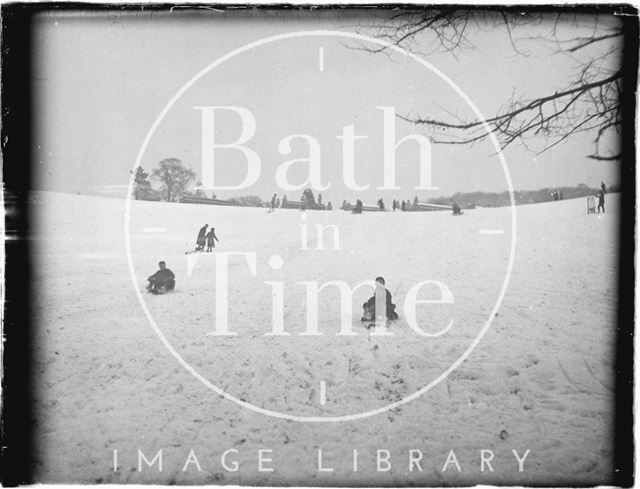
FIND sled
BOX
[148,286,169,295]
[361,309,398,330]
[363,320,387,329]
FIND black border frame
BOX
[1,4,635,486]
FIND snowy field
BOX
[31,191,619,485]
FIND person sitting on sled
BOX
[147,261,175,294]
[362,276,399,321]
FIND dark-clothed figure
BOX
[362,276,399,322]
[601,181,606,194]
[270,193,277,212]
[147,261,175,293]
[206,228,219,252]
[352,199,363,214]
[401,200,406,211]
[196,224,208,251]
[598,190,605,213]
[377,198,385,211]
[327,201,332,211]
[452,202,462,215]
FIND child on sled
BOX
[361,276,399,323]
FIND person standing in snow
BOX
[597,189,605,213]
[195,224,208,251]
[205,227,219,252]
[352,199,363,214]
[270,193,277,212]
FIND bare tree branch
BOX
[359,9,624,160]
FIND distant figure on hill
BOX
[147,261,175,294]
[361,276,399,323]
[195,224,208,251]
[377,198,385,211]
[205,227,219,252]
[352,199,363,214]
[597,189,605,213]
[601,181,606,194]
[270,193,277,212]
[452,202,463,215]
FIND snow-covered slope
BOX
[31,191,619,485]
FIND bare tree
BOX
[359,8,632,160]
[151,158,196,202]
[237,195,264,207]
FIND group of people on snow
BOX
[550,190,563,201]
[146,239,400,326]
[195,224,219,252]
[268,192,334,212]
[146,258,400,325]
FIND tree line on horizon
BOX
[427,183,620,208]
[131,158,265,208]
[132,158,323,209]
[133,157,618,210]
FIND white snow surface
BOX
[31,191,618,485]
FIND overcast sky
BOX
[32,9,621,204]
